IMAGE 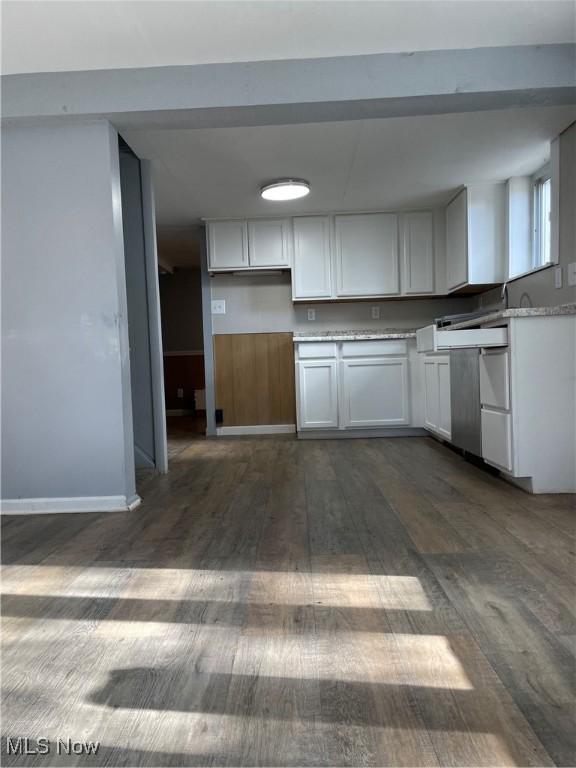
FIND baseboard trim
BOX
[1,494,142,515]
[217,424,296,436]
[297,427,427,440]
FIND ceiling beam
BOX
[3,45,575,129]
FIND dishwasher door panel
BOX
[450,348,482,456]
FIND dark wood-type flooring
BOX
[2,435,575,767]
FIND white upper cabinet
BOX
[401,212,434,294]
[207,220,248,270]
[247,219,291,267]
[446,190,468,291]
[292,216,332,299]
[335,213,399,297]
[446,184,506,292]
[208,218,290,270]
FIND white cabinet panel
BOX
[335,213,399,297]
[423,355,451,439]
[482,408,513,471]
[341,340,407,357]
[248,218,290,267]
[297,360,339,429]
[297,342,337,359]
[479,349,510,410]
[446,190,468,290]
[293,216,332,298]
[446,185,506,292]
[341,358,409,427]
[424,358,439,431]
[416,325,508,353]
[207,220,248,270]
[437,358,452,439]
[402,212,434,294]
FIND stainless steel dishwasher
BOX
[450,348,482,457]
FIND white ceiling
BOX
[2,0,575,75]
[124,105,576,261]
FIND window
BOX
[533,174,552,269]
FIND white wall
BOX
[210,273,474,334]
[479,121,576,310]
[1,120,137,509]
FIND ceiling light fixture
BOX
[260,179,310,201]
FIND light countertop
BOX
[293,328,417,342]
[444,302,576,330]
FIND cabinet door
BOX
[482,408,512,471]
[402,212,434,294]
[479,349,510,410]
[437,357,452,439]
[335,213,399,297]
[207,220,248,270]
[424,358,439,431]
[341,358,409,427]
[248,219,290,267]
[292,216,332,298]
[446,190,468,291]
[297,360,338,429]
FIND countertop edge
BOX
[293,332,416,342]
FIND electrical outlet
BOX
[371,306,380,320]
[307,308,316,321]
[555,266,563,289]
[211,299,226,314]
[567,262,576,288]
[177,388,184,399]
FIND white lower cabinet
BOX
[295,339,411,432]
[297,360,339,429]
[481,408,513,471]
[341,358,409,427]
[423,355,451,440]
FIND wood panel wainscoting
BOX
[214,332,296,429]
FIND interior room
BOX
[1,2,575,767]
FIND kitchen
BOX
[146,116,576,496]
[3,5,576,765]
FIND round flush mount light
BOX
[260,179,310,201]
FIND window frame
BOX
[532,164,552,271]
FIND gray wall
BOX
[479,121,576,310]
[160,268,204,351]
[120,148,155,469]
[210,273,474,335]
[1,120,136,503]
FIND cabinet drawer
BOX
[296,342,337,359]
[341,340,407,357]
[417,325,508,353]
[481,408,513,472]
[480,349,510,410]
